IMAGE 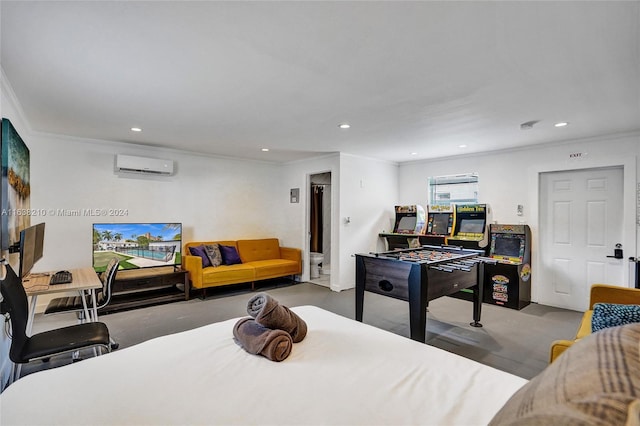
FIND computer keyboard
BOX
[50,270,73,285]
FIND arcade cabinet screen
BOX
[396,216,417,234]
[428,213,451,235]
[494,235,524,258]
[459,219,485,234]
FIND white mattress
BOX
[0,306,527,425]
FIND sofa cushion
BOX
[189,245,211,267]
[246,259,300,280]
[202,264,255,286]
[592,302,640,332]
[237,239,281,263]
[203,244,222,267]
[490,323,640,425]
[220,245,242,265]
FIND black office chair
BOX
[44,257,120,349]
[0,261,110,383]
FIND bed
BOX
[0,306,527,425]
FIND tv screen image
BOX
[93,223,182,272]
[395,216,417,234]
[427,213,452,235]
[459,218,485,234]
[493,235,525,259]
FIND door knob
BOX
[607,243,623,259]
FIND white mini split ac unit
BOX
[115,154,174,176]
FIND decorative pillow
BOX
[203,244,222,267]
[592,302,640,333]
[188,245,211,268]
[219,245,242,265]
[489,323,640,425]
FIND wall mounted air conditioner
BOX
[115,154,174,176]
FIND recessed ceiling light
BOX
[459,144,467,148]
[130,127,142,132]
[261,148,270,152]
[410,152,418,155]
[338,123,350,129]
[554,122,569,127]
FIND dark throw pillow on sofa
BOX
[220,245,242,265]
[189,245,211,268]
[592,302,640,332]
[203,244,222,267]
[489,323,640,425]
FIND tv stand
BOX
[103,267,189,314]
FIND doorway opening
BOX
[309,172,331,287]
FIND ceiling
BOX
[1,1,639,164]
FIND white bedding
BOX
[0,306,527,425]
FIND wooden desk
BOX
[22,267,102,335]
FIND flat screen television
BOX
[34,222,45,261]
[93,222,182,273]
[19,222,45,279]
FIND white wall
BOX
[399,132,640,299]
[27,137,288,305]
[280,154,339,284]
[338,154,399,289]
[280,153,398,291]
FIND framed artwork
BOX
[1,118,31,250]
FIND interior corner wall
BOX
[281,154,341,287]
[281,153,398,292]
[398,132,640,299]
[337,153,399,291]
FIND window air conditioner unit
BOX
[115,154,174,176]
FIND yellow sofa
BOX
[549,283,640,363]
[183,238,302,298]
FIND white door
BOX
[538,167,625,311]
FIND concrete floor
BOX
[25,280,582,380]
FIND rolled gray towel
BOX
[233,317,293,362]
[247,292,307,343]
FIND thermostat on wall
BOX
[290,188,299,203]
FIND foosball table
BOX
[355,245,494,343]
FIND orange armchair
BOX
[549,284,640,363]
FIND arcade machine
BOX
[379,205,427,250]
[420,205,454,246]
[447,204,491,252]
[484,224,532,310]
[446,203,491,301]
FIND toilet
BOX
[309,252,324,279]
